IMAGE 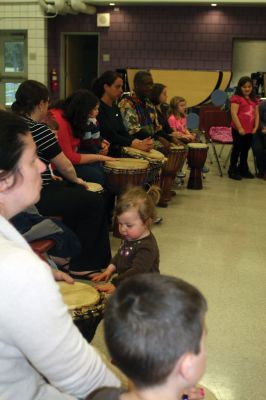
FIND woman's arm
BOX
[51,152,86,186]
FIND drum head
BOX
[105,158,149,170]
[86,182,104,192]
[123,147,164,161]
[188,143,208,149]
[170,144,186,150]
[58,281,100,310]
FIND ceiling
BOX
[88,0,266,5]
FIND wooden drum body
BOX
[104,158,149,194]
[160,145,188,203]
[58,281,106,342]
[187,143,208,190]
[122,147,165,185]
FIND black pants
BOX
[229,129,253,173]
[36,180,111,270]
[252,131,266,175]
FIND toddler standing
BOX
[92,186,160,293]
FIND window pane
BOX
[4,41,24,73]
[5,82,21,106]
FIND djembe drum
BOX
[103,158,149,194]
[58,281,106,342]
[160,144,188,203]
[122,147,166,185]
[187,143,208,190]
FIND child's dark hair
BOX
[0,110,29,187]
[11,80,49,116]
[235,76,256,101]
[104,274,207,389]
[53,90,99,139]
[169,96,186,118]
[91,71,123,98]
[150,83,166,106]
[115,186,159,227]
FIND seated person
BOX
[252,99,266,178]
[11,205,81,267]
[150,83,184,146]
[92,70,153,157]
[92,186,160,294]
[118,71,173,150]
[168,96,197,144]
[50,90,116,184]
[86,273,207,400]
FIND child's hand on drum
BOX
[91,264,116,282]
[95,282,116,294]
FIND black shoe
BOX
[239,170,255,179]
[228,171,242,180]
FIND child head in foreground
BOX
[101,274,207,399]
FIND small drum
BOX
[160,145,188,202]
[85,182,104,193]
[58,281,106,342]
[187,143,208,190]
[122,147,166,185]
[104,158,149,194]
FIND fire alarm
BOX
[97,13,110,27]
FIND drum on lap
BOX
[58,281,106,343]
[103,158,149,194]
[122,147,165,185]
[160,145,188,203]
[187,143,208,190]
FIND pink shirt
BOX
[50,108,81,164]
[230,95,259,134]
[168,115,187,135]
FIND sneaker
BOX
[228,171,242,180]
[202,165,209,173]
[154,216,163,224]
[176,171,186,178]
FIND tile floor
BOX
[92,151,266,400]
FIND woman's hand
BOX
[95,283,116,294]
[98,155,120,162]
[132,137,154,152]
[238,127,245,135]
[52,269,74,284]
[75,177,90,189]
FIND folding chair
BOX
[202,110,232,177]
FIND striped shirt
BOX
[24,116,62,186]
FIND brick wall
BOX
[48,5,266,85]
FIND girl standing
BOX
[228,76,259,180]
[91,186,160,294]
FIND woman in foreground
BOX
[0,110,119,400]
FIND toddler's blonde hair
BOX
[115,186,160,227]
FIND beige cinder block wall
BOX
[0,0,48,85]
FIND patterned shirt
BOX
[23,116,62,186]
[230,95,259,134]
[118,92,162,137]
[111,232,160,287]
